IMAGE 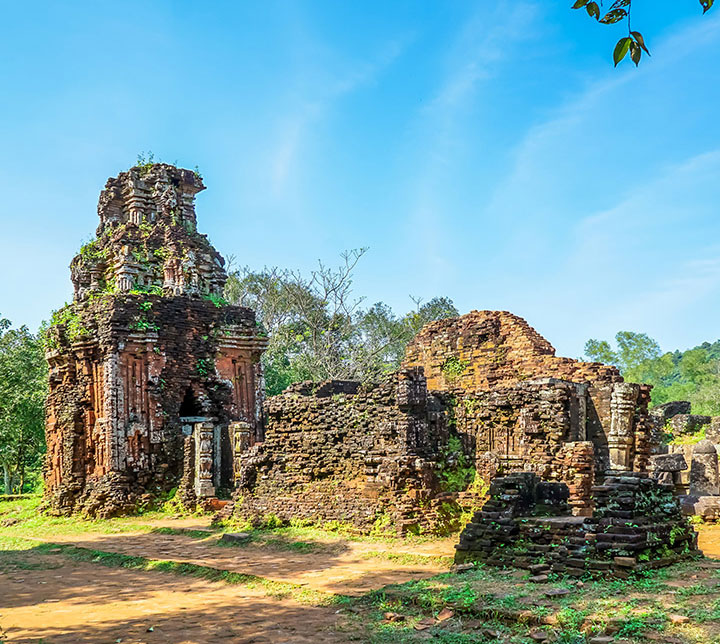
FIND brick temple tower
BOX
[44,164,267,516]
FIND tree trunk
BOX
[2,464,10,495]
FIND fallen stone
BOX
[613,556,637,568]
[544,588,571,598]
[529,574,549,583]
[220,532,252,544]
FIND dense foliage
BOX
[585,331,720,415]
[224,250,458,396]
[0,316,47,493]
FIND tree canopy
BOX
[224,251,458,396]
[585,331,720,414]
[0,316,47,493]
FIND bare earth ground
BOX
[2,507,720,644]
[0,512,451,643]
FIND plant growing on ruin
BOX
[129,314,159,333]
[135,151,155,175]
[441,356,468,382]
[47,304,90,347]
[204,293,228,308]
[195,358,215,377]
[130,284,163,297]
[438,436,476,493]
[78,238,107,264]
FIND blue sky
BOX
[1,1,719,358]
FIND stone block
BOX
[220,532,253,544]
[690,440,719,496]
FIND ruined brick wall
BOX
[231,368,458,534]
[455,472,699,577]
[44,164,266,517]
[403,311,622,392]
[449,379,596,514]
[403,311,656,510]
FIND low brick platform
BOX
[455,471,700,577]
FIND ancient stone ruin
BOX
[227,369,456,533]
[402,311,656,515]
[455,471,699,577]
[44,164,267,517]
[649,401,720,520]
[44,169,681,537]
[227,310,660,532]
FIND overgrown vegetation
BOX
[224,250,458,396]
[585,330,720,415]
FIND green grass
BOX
[0,496,189,539]
[343,558,720,644]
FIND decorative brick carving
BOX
[403,311,656,514]
[44,165,267,517]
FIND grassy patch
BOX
[150,526,217,540]
[337,557,720,643]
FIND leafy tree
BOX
[585,330,720,415]
[572,0,714,66]
[0,317,47,494]
[225,252,458,395]
[584,331,660,376]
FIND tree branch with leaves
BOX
[572,0,713,66]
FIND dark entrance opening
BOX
[179,386,201,417]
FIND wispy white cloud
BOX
[268,37,410,195]
[406,1,541,289]
[483,11,720,232]
[533,147,720,354]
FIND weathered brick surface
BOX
[455,472,699,577]
[403,310,622,392]
[44,165,266,517]
[228,311,658,532]
[231,369,460,534]
[403,311,656,513]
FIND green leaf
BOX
[586,2,601,19]
[631,31,651,55]
[600,8,628,24]
[613,36,632,66]
[629,41,641,66]
[572,0,589,8]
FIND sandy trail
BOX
[39,520,453,595]
[0,550,348,644]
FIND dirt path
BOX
[5,520,719,644]
[0,549,348,644]
[39,521,453,595]
[0,518,452,643]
